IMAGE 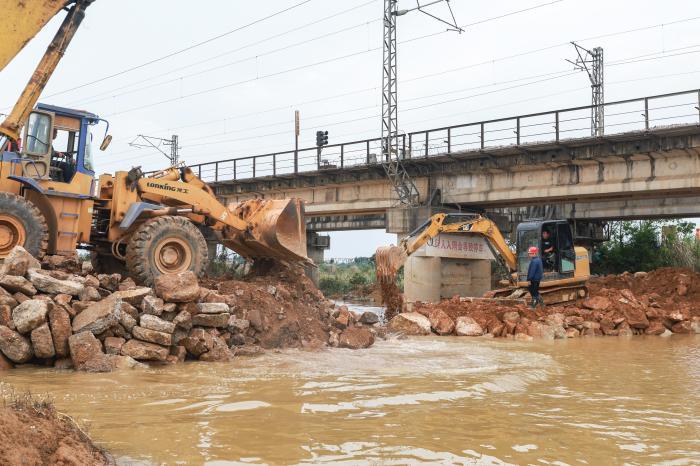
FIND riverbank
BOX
[387,268,700,339]
[0,247,377,373]
[0,393,113,465]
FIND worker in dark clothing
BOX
[527,246,544,308]
[541,229,556,271]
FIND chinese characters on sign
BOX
[414,234,495,260]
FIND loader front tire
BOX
[0,192,48,260]
[125,216,208,286]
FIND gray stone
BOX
[112,288,152,306]
[0,325,33,363]
[455,316,484,336]
[0,275,37,295]
[12,299,49,334]
[30,323,55,358]
[139,314,176,334]
[132,326,172,346]
[197,302,229,314]
[141,295,165,316]
[72,297,122,335]
[27,270,83,296]
[359,311,380,325]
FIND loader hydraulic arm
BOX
[0,0,94,143]
[376,213,517,284]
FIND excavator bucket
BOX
[221,198,309,263]
[375,245,407,284]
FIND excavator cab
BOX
[515,220,577,282]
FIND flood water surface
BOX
[2,334,699,465]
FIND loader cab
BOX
[516,220,576,282]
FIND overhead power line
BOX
[41,0,315,99]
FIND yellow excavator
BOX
[0,1,307,284]
[376,213,590,305]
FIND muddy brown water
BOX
[1,329,698,465]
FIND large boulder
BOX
[387,312,431,335]
[623,306,649,329]
[30,323,56,358]
[121,339,168,361]
[140,314,176,334]
[455,316,484,336]
[192,313,230,328]
[27,270,83,296]
[181,328,214,357]
[427,309,455,335]
[0,287,18,309]
[527,322,557,340]
[173,310,193,330]
[338,326,375,349]
[132,326,172,346]
[72,297,122,335]
[154,271,200,303]
[198,335,234,362]
[0,304,13,330]
[0,325,33,363]
[12,299,49,334]
[68,331,103,369]
[0,275,37,295]
[2,246,41,276]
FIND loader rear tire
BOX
[0,192,48,260]
[125,216,208,286]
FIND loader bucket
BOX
[221,198,309,263]
[375,245,407,284]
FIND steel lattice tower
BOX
[381,0,420,206]
[569,43,605,137]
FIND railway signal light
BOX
[316,130,328,147]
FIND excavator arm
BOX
[0,0,94,142]
[376,213,517,284]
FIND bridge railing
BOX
[190,89,700,183]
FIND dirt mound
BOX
[0,395,112,465]
[406,268,700,339]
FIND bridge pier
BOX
[305,231,330,286]
[387,206,493,305]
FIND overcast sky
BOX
[1,0,698,258]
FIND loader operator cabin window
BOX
[50,125,79,183]
[25,112,51,155]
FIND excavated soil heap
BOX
[0,396,112,465]
[202,259,335,350]
[407,268,700,339]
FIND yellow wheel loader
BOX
[376,213,590,306]
[0,1,308,284]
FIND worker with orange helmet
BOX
[527,246,544,308]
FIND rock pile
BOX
[388,267,700,340]
[0,247,376,372]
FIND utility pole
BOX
[294,110,300,173]
[381,0,462,206]
[568,43,604,137]
[129,134,181,166]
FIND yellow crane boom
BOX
[0,0,94,142]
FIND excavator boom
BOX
[376,213,516,285]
